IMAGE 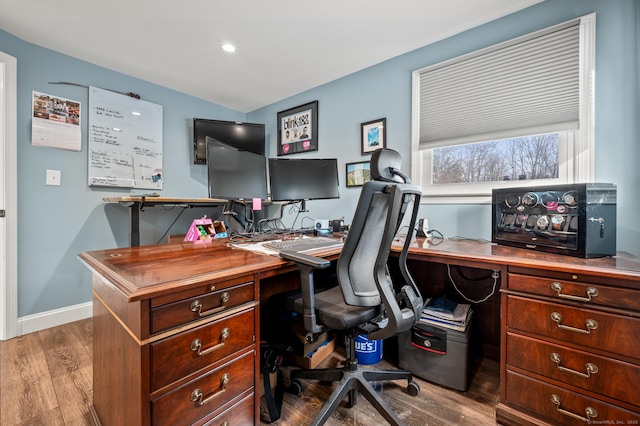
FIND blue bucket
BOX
[354,334,383,365]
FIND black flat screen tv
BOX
[268,158,339,201]
[206,137,268,200]
[194,118,265,164]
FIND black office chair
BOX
[280,148,423,426]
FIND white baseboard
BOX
[18,302,92,335]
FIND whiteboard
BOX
[88,86,163,189]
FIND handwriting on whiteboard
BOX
[88,86,163,189]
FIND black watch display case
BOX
[492,183,617,258]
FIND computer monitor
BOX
[268,158,340,202]
[206,137,268,200]
[194,119,265,164]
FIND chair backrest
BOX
[370,147,408,183]
[336,148,423,339]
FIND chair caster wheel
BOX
[287,379,303,395]
[407,381,420,396]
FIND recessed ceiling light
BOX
[221,43,236,53]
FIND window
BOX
[411,14,595,203]
[432,133,560,184]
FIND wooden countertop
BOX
[79,239,286,301]
[79,235,640,303]
[404,237,640,284]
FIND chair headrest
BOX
[370,148,410,183]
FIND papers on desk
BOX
[230,236,342,257]
[419,297,472,332]
[229,241,280,256]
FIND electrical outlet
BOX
[46,169,61,186]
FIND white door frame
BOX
[1,50,18,341]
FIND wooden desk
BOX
[103,197,227,246]
[404,239,640,425]
[79,237,640,425]
[79,239,337,425]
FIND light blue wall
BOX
[1,30,247,317]
[2,0,638,319]
[249,0,640,255]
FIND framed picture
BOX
[277,100,318,156]
[346,161,372,187]
[361,117,386,155]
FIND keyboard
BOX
[262,237,343,254]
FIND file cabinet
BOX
[500,268,640,425]
[91,273,258,425]
[78,240,286,426]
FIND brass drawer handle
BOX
[189,292,230,317]
[190,373,230,406]
[550,312,598,334]
[190,328,230,356]
[550,353,598,378]
[550,394,598,422]
[550,282,599,302]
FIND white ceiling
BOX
[0,0,542,112]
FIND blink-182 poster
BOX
[277,100,318,156]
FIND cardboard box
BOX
[289,321,331,357]
[167,234,186,243]
[288,337,336,369]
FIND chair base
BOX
[289,362,416,426]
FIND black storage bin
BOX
[398,322,471,391]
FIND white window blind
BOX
[418,20,581,150]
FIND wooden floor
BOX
[269,349,500,426]
[0,319,500,425]
[0,319,94,425]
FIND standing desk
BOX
[79,237,640,425]
[103,197,227,246]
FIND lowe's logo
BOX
[355,340,378,353]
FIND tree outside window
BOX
[432,133,559,185]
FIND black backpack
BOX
[260,343,290,423]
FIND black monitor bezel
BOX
[206,137,268,201]
[268,158,340,202]
[194,118,265,164]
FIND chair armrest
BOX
[279,250,330,334]
[279,250,331,269]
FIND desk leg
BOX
[131,203,140,247]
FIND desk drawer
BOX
[505,370,639,425]
[151,281,255,333]
[506,295,640,360]
[507,332,640,407]
[201,392,255,426]
[152,349,255,426]
[151,308,255,392]
[509,273,638,311]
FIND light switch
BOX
[46,169,61,186]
